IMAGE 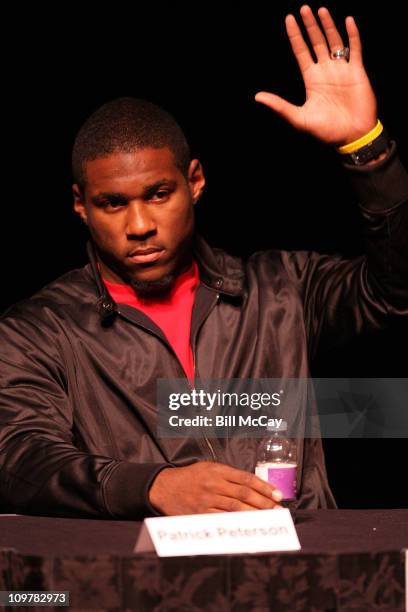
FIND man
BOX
[0,6,407,518]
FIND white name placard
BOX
[134,508,300,556]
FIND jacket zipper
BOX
[191,339,217,461]
[190,290,220,462]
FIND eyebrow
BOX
[91,179,177,204]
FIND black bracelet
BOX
[341,128,391,166]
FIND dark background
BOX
[3,2,407,508]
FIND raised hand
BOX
[255,5,378,147]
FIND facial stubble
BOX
[129,271,177,300]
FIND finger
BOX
[210,495,281,513]
[212,496,260,512]
[207,504,283,513]
[299,4,330,61]
[219,464,283,502]
[254,92,305,131]
[285,13,314,74]
[317,6,344,54]
[345,15,363,65]
[223,482,282,510]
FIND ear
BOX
[72,184,88,224]
[187,159,206,205]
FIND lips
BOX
[127,247,165,264]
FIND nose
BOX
[126,201,157,238]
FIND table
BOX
[1,509,407,611]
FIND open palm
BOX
[255,5,378,147]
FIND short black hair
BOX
[72,97,191,189]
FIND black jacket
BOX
[1,144,407,519]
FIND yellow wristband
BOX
[337,120,383,154]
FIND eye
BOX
[99,200,125,209]
[151,189,170,201]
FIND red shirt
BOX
[101,259,200,384]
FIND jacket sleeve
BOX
[0,308,171,519]
[281,141,408,361]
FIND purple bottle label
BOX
[266,463,297,500]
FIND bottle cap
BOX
[266,420,287,433]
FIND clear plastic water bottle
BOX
[255,422,297,502]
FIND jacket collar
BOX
[86,240,117,321]
[86,233,245,321]
[191,233,245,297]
